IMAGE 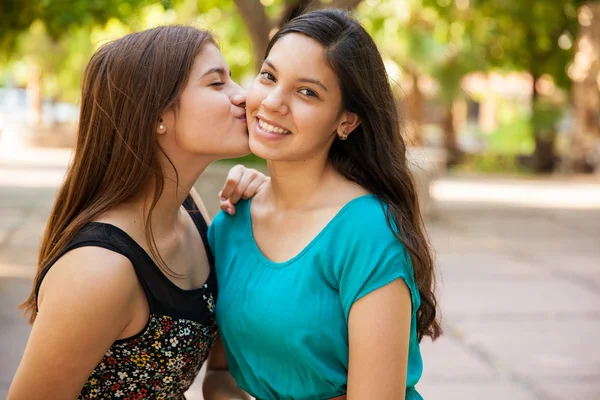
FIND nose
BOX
[261,88,289,115]
[229,82,247,108]
[230,93,246,108]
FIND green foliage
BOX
[487,113,534,154]
[360,0,490,104]
[451,153,532,175]
[531,100,565,137]
[0,0,159,56]
[218,153,267,166]
[425,0,579,89]
[192,4,255,81]
[359,0,446,78]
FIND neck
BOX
[266,154,333,210]
[134,154,213,235]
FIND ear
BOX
[336,111,360,138]
[157,109,175,135]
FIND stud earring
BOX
[159,123,165,131]
[339,133,348,140]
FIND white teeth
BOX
[258,118,290,135]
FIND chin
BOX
[248,136,274,156]
[248,140,268,159]
[249,145,284,162]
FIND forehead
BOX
[267,34,337,85]
[192,43,226,72]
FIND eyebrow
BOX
[201,67,231,78]
[264,60,328,92]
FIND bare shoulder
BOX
[190,187,211,223]
[38,246,138,316]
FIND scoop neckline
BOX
[245,194,376,269]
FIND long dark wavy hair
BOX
[267,9,441,341]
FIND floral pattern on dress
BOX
[78,291,217,399]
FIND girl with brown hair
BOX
[9,26,266,399]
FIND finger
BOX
[241,178,262,200]
[220,165,244,200]
[229,168,259,205]
[219,196,228,212]
[228,176,252,205]
[219,198,236,215]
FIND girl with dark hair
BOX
[206,9,441,400]
[9,26,267,399]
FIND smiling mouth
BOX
[257,118,291,135]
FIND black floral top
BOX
[35,196,218,399]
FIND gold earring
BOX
[339,133,348,140]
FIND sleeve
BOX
[337,226,420,322]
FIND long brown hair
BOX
[21,26,215,323]
[268,10,442,341]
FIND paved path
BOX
[1,149,599,399]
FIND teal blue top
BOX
[208,194,424,400]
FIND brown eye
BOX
[299,88,318,98]
[260,71,276,82]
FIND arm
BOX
[346,279,412,400]
[202,336,251,400]
[8,247,139,400]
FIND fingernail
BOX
[227,207,233,215]
[221,197,227,201]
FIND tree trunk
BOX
[530,75,557,173]
[566,2,600,173]
[234,0,273,71]
[406,73,424,146]
[532,132,557,173]
[442,102,462,166]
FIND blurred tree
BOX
[565,1,600,173]
[426,0,580,172]
[364,0,484,160]
[478,0,577,172]
[427,3,488,165]
[361,0,446,147]
[1,0,158,55]
[190,0,255,80]
[17,21,67,126]
[0,0,40,56]
[1,0,166,125]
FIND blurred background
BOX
[0,0,599,399]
